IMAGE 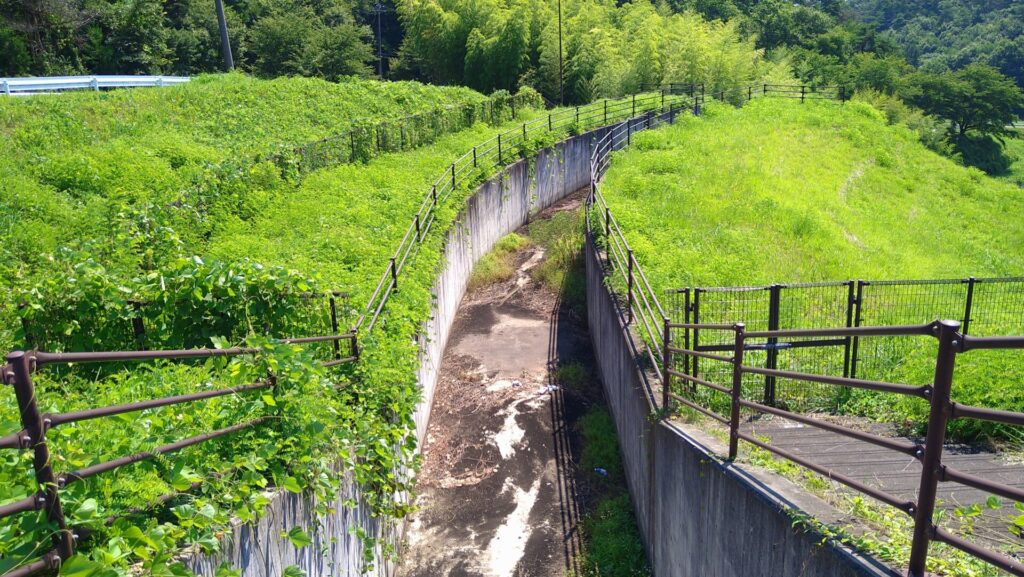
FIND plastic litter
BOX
[594,467,608,476]
[538,384,559,394]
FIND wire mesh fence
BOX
[667,277,1024,411]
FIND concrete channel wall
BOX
[188,124,612,576]
[585,236,899,577]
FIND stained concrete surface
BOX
[397,194,601,577]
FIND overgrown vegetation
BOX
[576,409,650,577]
[467,233,529,289]
[0,76,550,576]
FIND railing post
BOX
[661,89,665,110]
[473,146,477,168]
[662,317,672,412]
[801,85,806,103]
[693,289,702,380]
[632,93,636,117]
[431,184,437,205]
[850,280,867,379]
[329,295,341,359]
[498,134,503,164]
[627,249,635,324]
[390,257,398,291]
[451,163,456,189]
[683,288,692,380]
[575,106,580,125]
[511,98,517,119]
[763,83,767,96]
[604,99,608,124]
[414,213,421,243]
[131,300,147,349]
[627,120,632,145]
[2,80,9,95]
[400,125,406,150]
[604,207,610,238]
[7,352,76,562]
[843,281,856,378]
[728,324,746,460]
[907,320,960,577]
[548,113,553,130]
[962,277,976,335]
[748,86,752,101]
[765,284,781,405]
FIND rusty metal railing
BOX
[0,330,357,577]
[585,84,1022,577]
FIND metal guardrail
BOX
[0,86,698,577]
[1,75,190,95]
[586,84,1023,577]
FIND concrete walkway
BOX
[396,196,597,577]
[742,416,1024,553]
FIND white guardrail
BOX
[1,75,190,95]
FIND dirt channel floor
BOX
[396,192,607,577]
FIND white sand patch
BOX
[485,478,542,576]
[493,400,526,459]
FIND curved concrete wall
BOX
[187,125,613,576]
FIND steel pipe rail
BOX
[1,75,189,95]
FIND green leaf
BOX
[215,563,241,577]
[282,476,302,493]
[262,394,277,407]
[282,566,306,577]
[986,496,1000,509]
[59,555,102,577]
[285,526,313,549]
[75,498,99,519]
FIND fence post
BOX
[627,250,635,324]
[549,113,553,131]
[604,99,608,124]
[962,277,976,335]
[7,352,76,563]
[511,98,517,119]
[693,289,702,380]
[131,300,147,349]
[728,324,746,460]
[801,85,806,103]
[683,288,692,380]
[850,280,867,380]
[843,281,856,378]
[661,89,665,111]
[473,146,477,168]
[498,134,503,165]
[390,258,398,291]
[400,125,405,150]
[907,320,960,577]
[575,106,580,125]
[632,93,636,117]
[662,317,672,412]
[451,163,456,190]
[329,295,341,359]
[763,83,767,96]
[414,213,421,243]
[2,80,9,95]
[431,185,437,206]
[627,120,632,145]
[765,284,781,405]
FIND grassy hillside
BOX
[0,74,488,298]
[601,99,1024,291]
[601,99,1024,442]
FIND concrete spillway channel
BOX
[396,191,618,576]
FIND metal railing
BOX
[586,85,1023,576]
[0,86,698,577]
[667,276,1024,409]
[1,76,190,95]
[659,321,1024,577]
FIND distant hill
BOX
[847,0,1024,88]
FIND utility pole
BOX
[557,0,564,105]
[214,0,234,71]
[373,2,388,79]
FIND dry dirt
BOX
[396,193,601,577]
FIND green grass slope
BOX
[601,99,1024,291]
[0,74,487,297]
